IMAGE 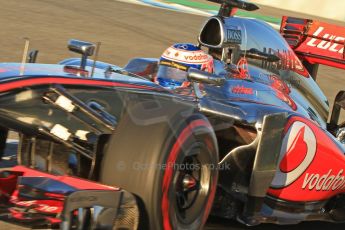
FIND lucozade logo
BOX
[307,27,344,54]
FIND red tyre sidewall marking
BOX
[161,119,214,230]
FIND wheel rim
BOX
[172,143,212,225]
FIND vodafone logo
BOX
[162,47,211,64]
[302,169,345,191]
[184,54,209,62]
[271,121,317,189]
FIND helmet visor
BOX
[157,63,188,82]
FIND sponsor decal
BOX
[162,47,211,64]
[302,169,345,191]
[159,60,188,71]
[35,204,60,213]
[184,53,209,62]
[306,26,344,54]
[231,85,254,95]
[271,121,317,188]
[12,199,61,214]
[272,120,345,192]
[175,44,189,50]
[236,57,249,79]
[226,29,242,44]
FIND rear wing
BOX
[280,16,345,79]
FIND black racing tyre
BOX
[100,106,218,230]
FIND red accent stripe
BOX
[161,119,212,230]
[0,77,159,93]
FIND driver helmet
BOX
[156,43,214,89]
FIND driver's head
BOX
[156,43,214,89]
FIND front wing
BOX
[0,166,136,230]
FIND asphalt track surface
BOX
[0,0,344,229]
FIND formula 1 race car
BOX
[0,0,345,229]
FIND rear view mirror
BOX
[187,68,225,86]
[68,39,95,70]
[68,39,95,56]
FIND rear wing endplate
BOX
[280,16,345,78]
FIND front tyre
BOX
[162,117,218,230]
[100,109,218,230]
